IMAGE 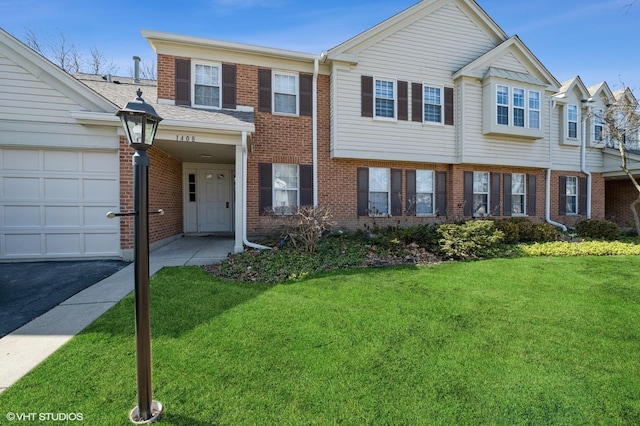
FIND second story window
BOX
[194,63,221,108]
[513,88,525,127]
[567,105,578,139]
[273,73,298,115]
[423,86,442,124]
[497,85,509,125]
[375,78,395,119]
[529,91,541,129]
[594,108,604,142]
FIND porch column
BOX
[234,144,244,253]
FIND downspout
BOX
[313,58,319,207]
[546,98,568,231]
[242,131,270,249]
[581,104,592,219]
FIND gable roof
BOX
[453,36,560,90]
[588,82,615,105]
[0,28,116,113]
[554,76,590,100]
[326,0,507,62]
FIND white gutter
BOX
[546,98,568,231]
[581,104,592,219]
[313,58,319,207]
[242,132,270,250]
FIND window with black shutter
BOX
[258,69,272,112]
[222,64,237,109]
[300,74,313,117]
[361,76,373,118]
[175,59,191,106]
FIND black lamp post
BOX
[110,89,163,423]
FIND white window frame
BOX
[473,171,490,217]
[273,163,299,215]
[423,85,443,125]
[496,85,510,126]
[374,77,396,120]
[273,71,299,116]
[594,108,604,142]
[511,173,526,216]
[416,170,435,216]
[528,90,541,129]
[566,176,578,215]
[369,167,390,216]
[513,87,525,127]
[567,104,578,139]
[192,61,221,109]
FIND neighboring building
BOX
[1,0,638,261]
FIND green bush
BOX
[575,219,621,240]
[437,220,504,260]
[492,218,558,243]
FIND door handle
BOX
[226,202,229,208]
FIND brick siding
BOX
[605,178,640,229]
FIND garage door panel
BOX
[84,179,117,200]
[5,205,40,226]
[44,151,79,171]
[84,206,117,226]
[44,178,79,199]
[5,234,41,255]
[3,149,39,170]
[85,233,119,255]
[83,152,117,173]
[46,234,81,255]
[4,177,40,199]
[45,206,80,226]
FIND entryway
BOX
[184,165,234,235]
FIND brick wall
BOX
[605,178,640,228]
[119,137,183,250]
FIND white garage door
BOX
[0,148,120,260]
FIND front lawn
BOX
[2,256,640,425]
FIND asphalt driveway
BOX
[0,260,130,338]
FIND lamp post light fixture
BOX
[110,89,164,424]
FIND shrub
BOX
[268,205,336,253]
[437,220,504,260]
[575,219,621,240]
[519,240,640,257]
[492,218,558,243]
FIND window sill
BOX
[272,111,300,117]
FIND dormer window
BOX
[567,105,578,139]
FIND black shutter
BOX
[361,76,373,118]
[491,173,501,216]
[503,173,512,216]
[357,168,369,216]
[579,177,588,215]
[299,165,313,206]
[559,176,567,215]
[444,87,454,126]
[398,81,408,121]
[436,171,447,216]
[258,69,272,112]
[300,73,313,116]
[175,58,191,106]
[222,64,236,109]
[527,175,536,216]
[406,170,416,215]
[412,83,423,122]
[259,163,272,215]
[464,171,473,217]
[391,169,402,216]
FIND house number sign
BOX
[176,135,196,142]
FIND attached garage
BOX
[0,148,120,259]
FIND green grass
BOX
[2,256,640,425]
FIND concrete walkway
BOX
[0,236,234,394]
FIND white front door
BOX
[198,169,232,233]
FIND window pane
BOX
[369,192,389,215]
[376,99,395,118]
[567,196,577,214]
[568,105,578,121]
[473,172,489,193]
[375,80,394,99]
[497,106,509,125]
[529,110,540,129]
[369,168,389,192]
[568,122,578,138]
[424,104,441,123]
[424,87,441,105]
[195,85,220,107]
[274,93,297,114]
[473,194,488,215]
[416,170,434,193]
[514,108,525,127]
[274,164,298,187]
[566,177,577,196]
[513,88,525,107]
[375,80,395,118]
[497,86,509,105]
[529,91,540,109]
[416,193,434,215]
[195,64,219,86]
[275,74,296,95]
[512,195,525,214]
[512,174,525,194]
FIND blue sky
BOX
[1,0,639,93]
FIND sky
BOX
[1,0,639,94]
